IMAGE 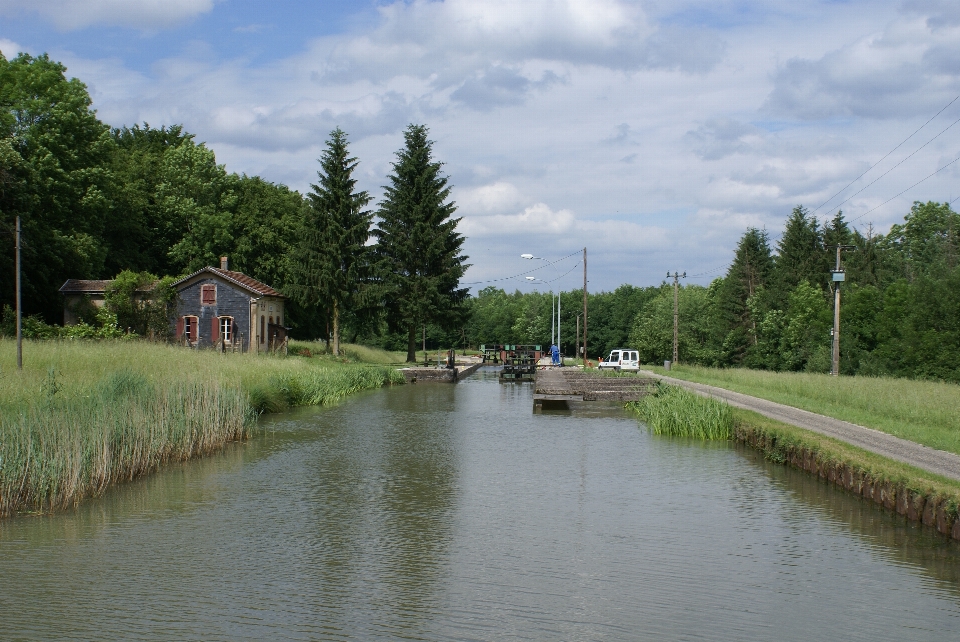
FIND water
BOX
[2,369,959,640]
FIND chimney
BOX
[220,256,228,271]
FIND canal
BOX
[2,369,959,640]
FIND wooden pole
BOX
[582,247,587,365]
[832,245,842,376]
[576,314,580,366]
[669,271,686,365]
[16,215,22,371]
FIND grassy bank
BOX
[732,408,960,539]
[645,364,960,456]
[628,381,960,539]
[0,339,404,517]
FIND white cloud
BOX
[0,37,22,58]
[764,15,960,119]
[0,0,214,30]
[21,0,960,291]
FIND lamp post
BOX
[525,276,555,347]
[521,253,561,350]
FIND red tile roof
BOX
[210,268,283,297]
[172,267,284,298]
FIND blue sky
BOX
[2,0,959,293]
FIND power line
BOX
[848,150,960,225]
[811,93,960,217]
[461,248,582,286]
[828,113,960,214]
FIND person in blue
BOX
[550,343,560,366]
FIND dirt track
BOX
[640,370,960,482]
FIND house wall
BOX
[174,278,253,349]
[252,297,285,352]
[63,294,106,326]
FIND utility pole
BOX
[668,271,686,365]
[582,247,587,366]
[575,313,581,366]
[830,245,856,377]
[15,215,22,370]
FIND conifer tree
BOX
[774,205,828,296]
[373,124,469,362]
[289,128,371,355]
[716,228,774,363]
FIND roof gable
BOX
[172,267,284,298]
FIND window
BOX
[220,316,233,343]
[610,351,620,362]
[183,315,198,343]
[201,284,216,305]
[260,315,265,344]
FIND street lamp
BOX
[522,254,561,349]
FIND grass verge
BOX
[645,364,960,456]
[0,339,404,517]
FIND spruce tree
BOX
[716,228,774,364]
[373,124,469,362]
[774,205,828,296]
[289,128,372,355]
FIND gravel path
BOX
[640,370,960,482]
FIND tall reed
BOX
[0,339,404,516]
[627,384,732,440]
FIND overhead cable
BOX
[811,93,960,217]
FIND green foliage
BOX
[104,270,176,337]
[0,304,122,339]
[627,384,732,440]
[0,52,114,322]
[629,284,720,365]
[374,124,469,362]
[774,205,828,297]
[288,129,373,355]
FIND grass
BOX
[646,364,960,456]
[0,339,404,516]
[627,383,733,439]
[288,340,408,365]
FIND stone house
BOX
[171,258,287,352]
[60,257,287,352]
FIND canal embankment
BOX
[0,339,404,518]
[634,368,960,540]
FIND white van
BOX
[598,348,640,372]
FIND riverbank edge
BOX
[731,408,960,541]
[1,362,406,519]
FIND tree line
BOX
[465,202,960,382]
[0,53,466,361]
[630,203,960,381]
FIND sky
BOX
[2,0,959,294]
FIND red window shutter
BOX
[201,284,216,305]
[212,315,219,342]
[176,317,184,338]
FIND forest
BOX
[3,52,959,380]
